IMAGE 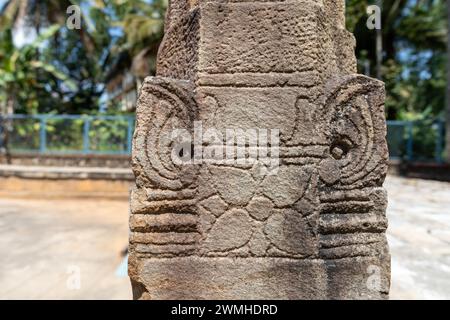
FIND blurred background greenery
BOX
[0,0,449,159]
[347,0,447,122]
[0,0,166,115]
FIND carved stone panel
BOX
[129,0,390,300]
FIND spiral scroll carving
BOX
[318,75,389,188]
[132,77,198,191]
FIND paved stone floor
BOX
[0,175,449,299]
[0,198,131,299]
[387,176,450,299]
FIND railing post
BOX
[0,114,4,151]
[39,116,47,153]
[127,117,134,154]
[435,120,444,163]
[83,117,91,154]
[406,121,414,161]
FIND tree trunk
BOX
[376,0,383,80]
[0,109,5,161]
[0,96,14,164]
[447,0,450,162]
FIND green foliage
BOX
[89,118,129,152]
[0,0,447,160]
[0,0,73,32]
[106,0,166,54]
[346,0,447,121]
[8,118,41,151]
[410,120,441,160]
[7,116,132,153]
[45,118,85,151]
[0,24,76,114]
[102,0,166,82]
[346,0,370,32]
[0,0,447,123]
[0,0,166,115]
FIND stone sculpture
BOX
[129,0,390,299]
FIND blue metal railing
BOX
[0,115,446,161]
[386,119,445,163]
[0,114,135,155]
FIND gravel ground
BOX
[0,175,449,299]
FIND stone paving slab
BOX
[0,175,448,299]
[0,198,131,299]
[386,176,450,299]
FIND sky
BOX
[0,0,37,47]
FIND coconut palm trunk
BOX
[447,0,450,162]
[1,95,14,164]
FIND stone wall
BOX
[0,153,131,168]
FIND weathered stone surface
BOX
[199,195,228,217]
[261,166,313,207]
[246,196,274,221]
[264,209,317,257]
[202,209,253,253]
[129,0,390,299]
[209,166,257,206]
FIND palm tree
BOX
[105,0,166,78]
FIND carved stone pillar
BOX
[129,0,390,299]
